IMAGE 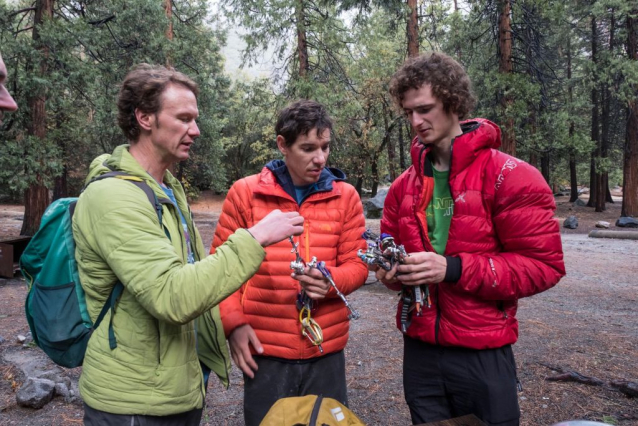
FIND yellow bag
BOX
[260,395,366,426]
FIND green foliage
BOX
[0,0,633,204]
[0,0,229,198]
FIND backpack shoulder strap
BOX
[83,169,173,349]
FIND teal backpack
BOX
[20,172,168,368]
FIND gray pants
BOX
[83,403,203,426]
[244,350,348,426]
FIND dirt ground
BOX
[0,192,636,425]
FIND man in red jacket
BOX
[211,100,368,425]
[375,53,565,425]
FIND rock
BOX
[364,189,388,219]
[0,335,5,344]
[563,216,578,229]
[16,377,56,409]
[573,199,587,207]
[17,334,26,343]
[616,217,638,228]
[595,221,610,229]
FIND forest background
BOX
[0,0,637,236]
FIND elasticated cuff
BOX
[444,256,462,283]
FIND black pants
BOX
[243,350,348,426]
[403,336,520,426]
[83,403,203,426]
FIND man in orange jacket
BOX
[210,100,368,425]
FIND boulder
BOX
[563,216,578,229]
[573,199,587,207]
[16,377,55,409]
[364,189,388,219]
[595,221,610,229]
[616,217,638,228]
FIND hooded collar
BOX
[262,159,346,204]
[410,118,501,177]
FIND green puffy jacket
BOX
[72,145,265,415]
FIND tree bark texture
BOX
[296,0,309,77]
[587,17,604,211]
[407,0,419,58]
[498,0,515,156]
[622,10,638,217]
[164,0,173,67]
[567,34,578,202]
[21,0,53,236]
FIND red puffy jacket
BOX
[212,165,368,359]
[381,119,565,349]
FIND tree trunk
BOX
[569,151,578,202]
[399,122,407,171]
[540,153,550,185]
[622,9,638,217]
[164,0,173,67]
[587,16,602,210]
[498,0,515,156]
[529,152,538,168]
[453,0,461,59]
[597,12,615,210]
[386,130,397,182]
[21,0,54,236]
[53,165,68,201]
[407,0,419,58]
[568,30,578,203]
[296,0,309,77]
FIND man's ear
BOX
[135,108,154,132]
[276,135,287,156]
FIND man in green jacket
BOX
[73,64,304,425]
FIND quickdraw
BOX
[299,306,324,353]
[359,229,431,333]
[289,236,360,353]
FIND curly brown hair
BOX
[117,64,199,142]
[389,52,476,119]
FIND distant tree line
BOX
[0,0,636,235]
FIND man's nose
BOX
[409,113,423,128]
[189,121,200,138]
[0,87,18,112]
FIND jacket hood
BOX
[264,159,345,203]
[410,118,502,176]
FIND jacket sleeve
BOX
[77,179,265,326]
[326,185,369,296]
[455,162,565,300]
[210,180,253,337]
[379,178,405,292]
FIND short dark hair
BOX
[275,100,333,147]
[117,63,199,142]
[389,52,476,119]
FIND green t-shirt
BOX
[425,168,454,255]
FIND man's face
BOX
[0,54,18,125]
[277,127,330,186]
[147,84,200,163]
[402,83,459,147]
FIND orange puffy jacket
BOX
[211,162,368,359]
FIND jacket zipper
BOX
[304,221,311,262]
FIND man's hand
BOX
[248,210,304,247]
[375,261,400,286]
[292,266,330,300]
[228,324,263,379]
[396,252,447,285]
